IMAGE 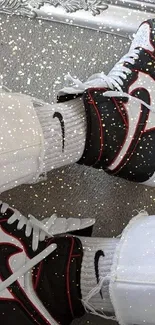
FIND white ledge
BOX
[0,0,155,38]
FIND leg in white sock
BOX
[80,236,118,315]
[35,97,86,171]
[79,211,155,325]
[0,91,86,193]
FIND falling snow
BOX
[0,5,155,324]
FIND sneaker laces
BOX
[0,201,58,251]
[0,201,95,251]
[82,274,116,321]
[61,48,155,113]
[0,201,58,293]
[0,201,95,293]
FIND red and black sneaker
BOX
[0,201,87,325]
[59,19,155,186]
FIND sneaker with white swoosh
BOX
[0,202,95,325]
[59,19,155,186]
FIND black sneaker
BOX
[0,201,86,325]
[59,19,155,186]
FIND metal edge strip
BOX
[0,0,155,38]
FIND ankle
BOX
[80,237,119,315]
[35,97,87,172]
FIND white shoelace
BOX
[1,202,59,251]
[61,48,155,113]
[0,202,95,293]
[82,274,116,321]
[0,201,58,292]
[0,75,11,93]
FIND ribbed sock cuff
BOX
[80,237,119,313]
[35,97,86,172]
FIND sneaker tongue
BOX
[130,22,154,52]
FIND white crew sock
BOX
[80,237,119,314]
[0,91,86,193]
[35,97,86,172]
